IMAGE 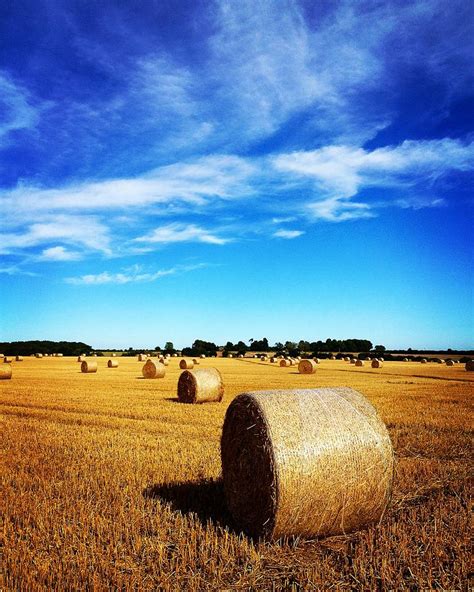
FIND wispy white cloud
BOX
[0,265,38,277]
[0,215,111,254]
[134,223,230,245]
[0,72,40,144]
[273,139,474,221]
[65,263,207,285]
[273,229,305,239]
[39,246,81,261]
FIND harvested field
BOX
[1,356,472,591]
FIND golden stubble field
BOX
[1,356,472,591]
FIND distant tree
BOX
[374,345,386,353]
[164,342,174,352]
[154,345,161,351]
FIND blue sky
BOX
[1,0,473,349]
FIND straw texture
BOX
[371,360,383,368]
[177,368,224,404]
[221,388,394,540]
[77,356,85,362]
[0,364,12,380]
[107,360,119,368]
[350,359,356,364]
[138,354,147,362]
[81,361,97,373]
[298,359,317,374]
[142,359,166,379]
[180,359,194,370]
[355,360,364,367]
[280,359,291,367]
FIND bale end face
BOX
[107,360,119,368]
[177,368,224,404]
[355,360,364,367]
[279,359,290,367]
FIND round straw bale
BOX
[15,356,23,362]
[260,356,268,362]
[313,358,320,364]
[438,359,445,364]
[420,358,427,364]
[0,354,3,358]
[344,357,350,362]
[371,359,383,368]
[279,359,291,367]
[221,388,394,540]
[35,353,43,358]
[200,354,206,359]
[192,358,200,365]
[403,357,409,362]
[446,360,454,366]
[350,358,356,364]
[81,361,97,373]
[177,368,224,404]
[112,353,116,357]
[107,359,119,368]
[138,354,147,362]
[142,359,166,379]
[355,359,364,367]
[465,360,474,372]
[161,358,170,366]
[298,359,317,374]
[4,357,13,363]
[77,355,86,362]
[0,364,12,380]
[330,355,336,360]
[180,359,194,370]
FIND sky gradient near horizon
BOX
[0,0,473,349]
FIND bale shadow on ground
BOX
[143,479,238,534]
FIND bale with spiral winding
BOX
[142,359,166,379]
[0,364,12,380]
[81,361,97,373]
[298,359,317,374]
[221,388,394,540]
[107,359,119,368]
[180,359,194,370]
[177,368,224,404]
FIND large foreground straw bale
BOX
[177,368,224,404]
[180,359,194,370]
[142,359,166,379]
[107,360,119,368]
[372,359,383,368]
[81,361,97,373]
[298,359,317,374]
[0,364,12,379]
[221,388,394,540]
[465,360,474,372]
[355,360,364,367]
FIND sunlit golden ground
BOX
[1,356,472,591]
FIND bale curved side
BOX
[355,360,364,367]
[0,364,12,379]
[180,359,194,370]
[142,359,166,379]
[371,360,383,368]
[107,360,119,368]
[81,361,97,373]
[298,359,317,374]
[280,359,290,367]
[177,368,224,403]
[221,388,394,540]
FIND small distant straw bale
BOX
[420,359,427,364]
[35,353,43,358]
[350,359,356,364]
[180,359,194,370]
[372,359,383,368]
[221,388,394,540]
[81,361,97,373]
[446,360,454,366]
[77,356,86,362]
[298,359,317,374]
[15,356,23,362]
[0,364,12,380]
[142,359,166,379]
[465,360,474,372]
[280,359,291,367]
[177,368,224,404]
[107,360,119,368]
[192,358,200,365]
[138,354,147,362]
[355,360,364,367]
